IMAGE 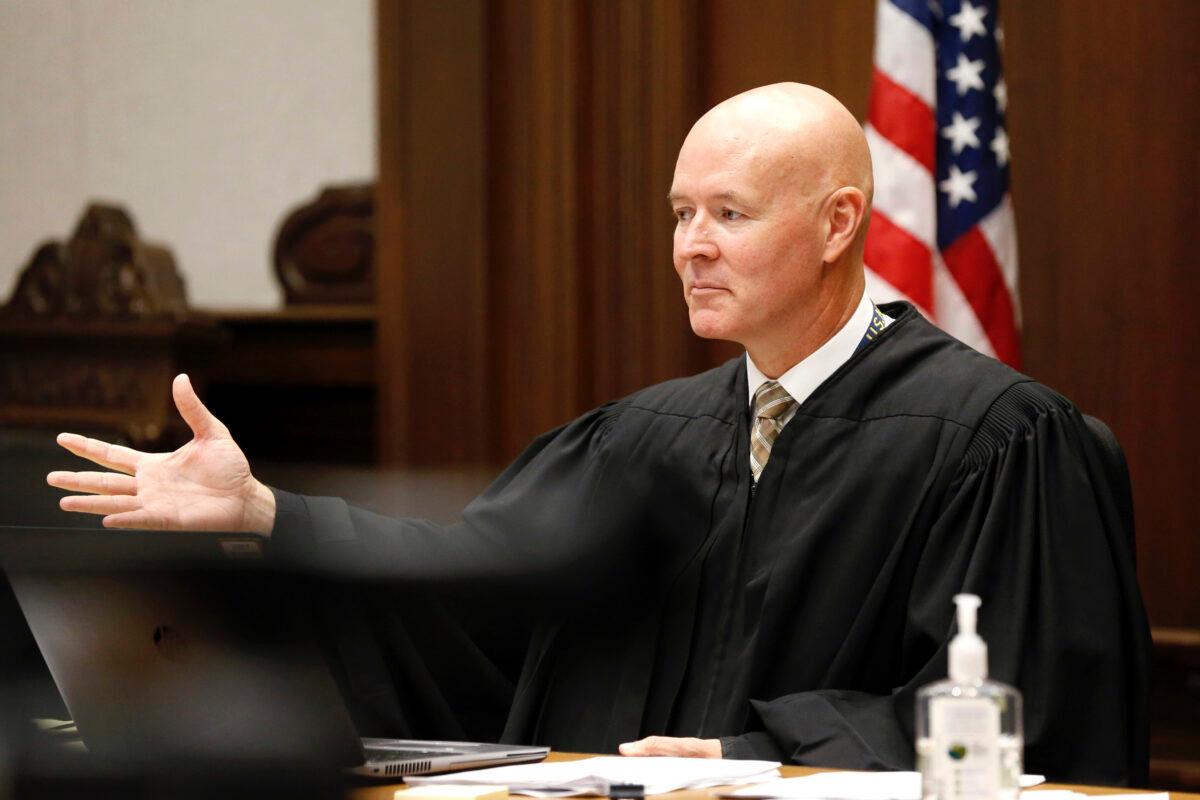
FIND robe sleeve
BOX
[720,383,1151,786]
[266,401,632,604]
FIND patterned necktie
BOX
[750,380,798,483]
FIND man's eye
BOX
[674,208,693,222]
[721,209,744,221]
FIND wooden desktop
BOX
[350,752,1200,800]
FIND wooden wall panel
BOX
[382,0,703,462]
[573,1,704,407]
[705,0,874,115]
[376,0,490,465]
[487,0,586,461]
[1002,0,1200,628]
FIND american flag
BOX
[863,0,1021,367]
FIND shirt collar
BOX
[745,290,879,408]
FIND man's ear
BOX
[822,187,867,263]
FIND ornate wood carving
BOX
[3,204,187,320]
[1,205,220,447]
[273,183,375,304]
[0,316,224,447]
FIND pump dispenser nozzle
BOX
[949,593,987,682]
[918,593,1022,800]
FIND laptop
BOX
[0,525,549,778]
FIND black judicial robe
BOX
[270,302,1150,786]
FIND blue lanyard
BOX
[855,305,887,354]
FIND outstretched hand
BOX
[47,374,275,534]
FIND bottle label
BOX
[928,697,1001,800]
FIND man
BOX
[47,84,1149,784]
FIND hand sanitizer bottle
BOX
[916,594,1022,800]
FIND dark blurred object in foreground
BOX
[1,704,347,800]
[0,526,357,798]
[0,523,523,796]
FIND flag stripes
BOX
[864,0,1021,367]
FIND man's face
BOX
[669,124,826,352]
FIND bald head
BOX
[686,82,874,211]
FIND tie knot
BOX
[753,380,796,421]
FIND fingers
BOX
[59,493,141,516]
[618,739,649,756]
[619,736,678,756]
[47,471,138,496]
[618,736,722,758]
[172,373,228,440]
[101,510,159,529]
[56,433,143,474]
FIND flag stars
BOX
[991,127,1010,166]
[946,53,986,96]
[993,78,1008,112]
[942,112,982,154]
[949,1,988,42]
[939,164,978,208]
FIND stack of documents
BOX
[413,761,1171,800]
[407,756,781,797]
[1012,794,1166,800]
[721,772,1047,799]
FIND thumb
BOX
[172,374,227,440]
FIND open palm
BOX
[47,374,275,534]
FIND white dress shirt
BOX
[745,291,892,428]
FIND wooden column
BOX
[485,0,586,462]
[575,0,706,407]
[376,0,490,466]
[487,0,704,457]
[379,0,702,465]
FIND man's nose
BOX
[678,214,719,261]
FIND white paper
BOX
[407,756,781,796]
[1021,794,1167,800]
[723,770,1047,799]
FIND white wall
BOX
[0,0,376,309]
